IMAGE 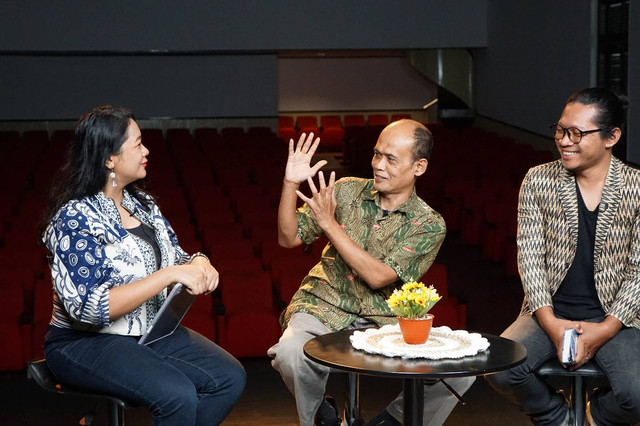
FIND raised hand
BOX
[295,170,337,230]
[284,133,327,185]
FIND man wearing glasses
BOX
[486,87,640,426]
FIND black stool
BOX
[27,357,137,426]
[537,359,605,426]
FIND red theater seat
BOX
[278,116,296,142]
[296,116,319,137]
[420,263,449,297]
[182,294,216,342]
[209,240,256,264]
[275,267,310,305]
[368,114,389,127]
[216,269,280,357]
[214,257,263,277]
[344,114,365,128]
[419,264,467,329]
[194,127,220,145]
[429,298,467,330]
[219,308,280,358]
[30,279,53,360]
[344,114,367,150]
[319,115,345,151]
[391,114,411,122]
[199,223,246,251]
[220,270,273,311]
[0,284,25,370]
[259,240,306,270]
[166,128,193,146]
[221,127,246,143]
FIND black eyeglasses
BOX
[550,124,603,144]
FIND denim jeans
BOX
[485,314,640,426]
[44,325,246,426]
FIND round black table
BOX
[303,329,527,426]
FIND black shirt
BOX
[552,182,606,320]
[127,222,161,271]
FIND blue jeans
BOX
[485,314,640,426]
[44,325,246,426]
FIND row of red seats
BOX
[278,113,412,152]
[345,122,555,278]
[2,120,537,369]
[0,129,67,370]
[421,125,554,277]
[1,126,293,366]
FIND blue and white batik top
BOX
[43,190,189,336]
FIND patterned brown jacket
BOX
[518,156,640,329]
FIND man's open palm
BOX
[284,132,327,184]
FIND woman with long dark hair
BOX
[41,105,245,426]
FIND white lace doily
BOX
[349,325,490,359]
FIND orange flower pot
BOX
[397,314,434,344]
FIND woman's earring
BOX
[110,170,117,187]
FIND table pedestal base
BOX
[403,378,424,426]
[344,373,361,426]
[402,378,466,426]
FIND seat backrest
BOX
[296,116,318,130]
[391,113,412,122]
[419,263,449,297]
[279,116,295,128]
[320,115,342,129]
[368,114,389,127]
[344,114,366,128]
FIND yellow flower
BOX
[386,281,441,319]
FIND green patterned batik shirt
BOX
[281,177,446,331]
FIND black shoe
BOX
[364,409,401,426]
[314,395,341,426]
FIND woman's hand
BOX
[190,255,219,294]
[108,258,218,320]
[171,259,219,295]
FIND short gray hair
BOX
[412,126,433,161]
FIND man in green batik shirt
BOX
[268,119,474,426]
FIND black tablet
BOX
[138,283,197,346]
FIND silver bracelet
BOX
[189,252,209,263]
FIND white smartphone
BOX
[561,329,579,364]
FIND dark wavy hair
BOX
[40,105,152,238]
[567,87,629,138]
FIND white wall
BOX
[278,57,437,112]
